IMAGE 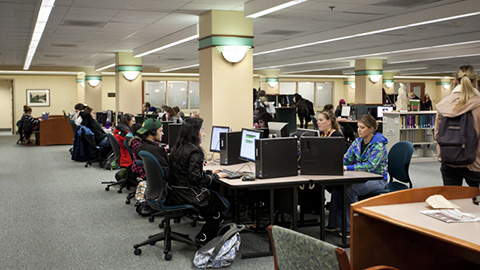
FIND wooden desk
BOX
[351,186,480,270]
[38,118,74,146]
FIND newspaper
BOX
[420,209,480,223]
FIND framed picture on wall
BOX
[27,89,50,107]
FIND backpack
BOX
[16,117,33,144]
[437,111,478,165]
[193,223,245,269]
[104,151,120,170]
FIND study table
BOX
[351,186,480,270]
[207,161,383,246]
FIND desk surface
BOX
[363,198,480,249]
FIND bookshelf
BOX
[383,111,437,162]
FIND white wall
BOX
[0,79,12,129]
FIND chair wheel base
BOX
[164,253,172,261]
[125,199,130,204]
[105,187,109,191]
[134,248,142,255]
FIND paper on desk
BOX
[425,194,460,209]
[420,209,480,223]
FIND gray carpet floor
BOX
[0,135,443,269]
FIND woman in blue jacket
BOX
[326,114,388,235]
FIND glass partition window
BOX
[279,82,296,94]
[189,81,199,109]
[315,82,333,109]
[167,81,188,109]
[298,82,314,104]
[144,81,166,109]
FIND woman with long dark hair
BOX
[167,118,229,244]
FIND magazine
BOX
[420,209,480,223]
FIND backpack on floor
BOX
[193,223,245,269]
[104,151,119,170]
[437,111,478,165]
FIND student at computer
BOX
[327,114,388,235]
[71,103,85,125]
[80,107,109,148]
[435,65,480,187]
[21,105,40,131]
[164,106,181,123]
[172,106,185,119]
[317,111,342,137]
[254,111,273,129]
[113,113,136,167]
[142,102,157,113]
[167,118,229,245]
[335,99,346,118]
[135,118,169,176]
[127,123,146,180]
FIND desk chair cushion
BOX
[270,225,338,270]
[387,141,414,188]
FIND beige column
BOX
[436,80,452,104]
[199,10,253,147]
[77,73,85,104]
[115,52,142,116]
[84,68,102,111]
[344,80,356,104]
[355,59,383,104]
[259,69,280,94]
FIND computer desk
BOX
[208,162,383,247]
[351,186,480,270]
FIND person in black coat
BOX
[421,93,433,111]
[167,118,229,245]
[293,93,313,128]
[80,107,108,148]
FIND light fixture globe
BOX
[80,81,85,88]
[385,82,394,88]
[267,81,278,88]
[369,74,382,83]
[216,46,251,63]
[87,79,101,87]
[350,83,356,90]
[123,71,140,81]
[442,83,451,90]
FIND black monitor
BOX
[210,126,230,152]
[96,112,107,126]
[145,113,158,119]
[160,121,173,144]
[168,123,182,146]
[239,128,264,162]
[341,106,351,118]
[296,128,320,138]
[135,115,145,124]
[268,121,289,138]
[257,128,269,138]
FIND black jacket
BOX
[80,111,106,145]
[167,142,220,209]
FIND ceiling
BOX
[1,0,480,76]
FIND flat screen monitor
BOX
[341,106,351,118]
[296,128,320,138]
[168,123,182,146]
[377,106,393,119]
[239,128,263,162]
[135,115,144,125]
[268,121,289,137]
[145,113,158,119]
[96,112,107,126]
[210,126,230,152]
[160,121,173,144]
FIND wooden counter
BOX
[38,118,74,146]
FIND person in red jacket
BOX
[113,113,135,167]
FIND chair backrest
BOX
[138,150,166,201]
[267,225,338,270]
[68,119,76,134]
[106,133,121,162]
[124,139,133,159]
[387,141,414,188]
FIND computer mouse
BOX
[241,176,255,181]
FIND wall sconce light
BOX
[77,79,85,88]
[216,46,251,63]
[344,81,355,90]
[383,79,394,88]
[116,65,142,81]
[369,74,382,83]
[266,78,279,88]
[442,83,451,90]
[350,83,356,89]
[86,76,102,87]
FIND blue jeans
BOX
[328,180,386,232]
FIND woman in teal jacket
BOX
[326,114,388,235]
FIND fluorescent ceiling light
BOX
[282,65,352,74]
[253,11,480,56]
[389,53,480,64]
[246,0,309,19]
[0,70,77,75]
[96,63,115,71]
[161,64,199,72]
[394,76,445,79]
[143,72,199,77]
[23,0,56,70]
[279,74,350,78]
[134,35,198,58]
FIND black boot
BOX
[195,212,224,245]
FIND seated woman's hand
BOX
[216,172,228,179]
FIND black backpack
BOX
[16,117,33,144]
[437,111,478,165]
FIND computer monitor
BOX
[135,115,145,125]
[268,121,289,137]
[160,121,173,144]
[341,106,351,118]
[96,112,107,126]
[377,106,393,119]
[209,126,230,152]
[145,113,158,119]
[168,123,182,146]
[296,128,320,138]
[239,128,264,162]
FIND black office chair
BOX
[101,133,135,193]
[133,151,198,261]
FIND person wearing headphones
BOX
[135,118,169,176]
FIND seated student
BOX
[135,119,169,176]
[142,102,157,113]
[80,107,109,148]
[167,118,229,245]
[254,111,273,129]
[317,110,342,137]
[323,104,334,115]
[127,123,146,180]
[164,106,181,123]
[172,106,185,119]
[21,105,40,131]
[71,103,85,125]
[113,113,136,168]
[326,114,388,235]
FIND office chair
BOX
[267,225,399,270]
[364,141,414,198]
[133,151,198,261]
[101,133,135,193]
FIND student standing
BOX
[435,65,480,187]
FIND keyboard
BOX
[221,169,243,179]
